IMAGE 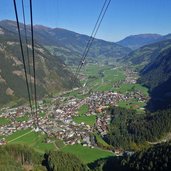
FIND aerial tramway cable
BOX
[75,0,112,79]
[13,0,33,113]
[21,0,34,112]
[29,0,39,127]
[75,0,108,76]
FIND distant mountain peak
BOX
[128,33,162,38]
[117,33,171,50]
[34,24,52,30]
[1,19,16,24]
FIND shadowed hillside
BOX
[0,26,79,106]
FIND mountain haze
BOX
[117,34,162,50]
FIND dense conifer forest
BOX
[105,107,171,149]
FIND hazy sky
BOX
[1,0,171,41]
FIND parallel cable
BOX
[75,0,108,75]
[80,0,111,65]
[75,0,111,78]
[29,0,38,127]
[13,0,32,112]
[21,0,33,111]
[77,0,111,75]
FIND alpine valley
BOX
[1,18,171,171]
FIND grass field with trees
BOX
[61,144,114,164]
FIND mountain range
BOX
[122,39,171,70]
[0,20,131,65]
[117,33,171,50]
[120,34,171,110]
[139,47,171,110]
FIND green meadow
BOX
[73,115,96,126]
[6,129,56,153]
[0,117,11,126]
[62,144,114,164]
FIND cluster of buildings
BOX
[87,92,124,113]
[54,97,86,118]
[0,106,32,137]
[0,67,149,149]
[96,114,110,136]
[124,68,138,84]
[0,85,148,147]
[126,90,149,102]
[40,120,92,146]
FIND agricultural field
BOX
[15,115,29,122]
[0,117,11,126]
[117,83,149,96]
[63,90,87,99]
[95,68,125,92]
[65,63,127,96]
[81,64,126,92]
[118,99,146,112]
[39,111,46,117]
[77,104,89,115]
[73,115,96,126]
[83,64,110,77]
[6,129,56,153]
[103,68,125,83]
[6,129,32,142]
[61,144,114,164]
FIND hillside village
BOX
[0,69,148,149]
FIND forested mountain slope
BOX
[139,47,171,110]
[122,142,171,171]
[90,142,171,171]
[122,39,171,70]
[0,26,78,106]
[105,107,171,149]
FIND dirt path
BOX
[148,132,171,145]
